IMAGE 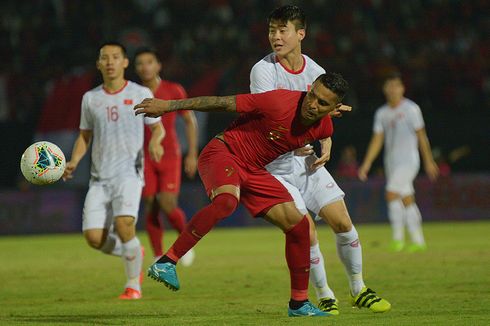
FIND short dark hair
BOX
[383,71,402,83]
[134,46,161,63]
[268,5,306,30]
[98,42,127,59]
[315,72,349,101]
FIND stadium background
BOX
[0,0,489,234]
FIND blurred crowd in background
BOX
[0,0,488,188]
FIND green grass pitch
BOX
[1,221,489,325]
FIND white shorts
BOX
[82,177,143,231]
[386,165,419,197]
[273,155,345,216]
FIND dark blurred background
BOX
[0,0,489,233]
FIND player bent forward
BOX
[135,72,350,317]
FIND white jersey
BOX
[80,81,160,181]
[250,53,325,175]
[373,98,425,173]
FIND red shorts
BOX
[142,155,182,197]
[198,138,293,217]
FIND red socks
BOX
[166,193,239,262]
[285,216,310,301]
[167,207,186,233]
[145,202,164,257]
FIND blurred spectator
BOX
[0,0,488,188]
[336,145,359,179]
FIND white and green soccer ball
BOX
[20,141,66,185]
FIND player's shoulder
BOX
[402,98,420,109]
[126,80,151,92]
[83,84,103,96]
[302,54,325,73]
[160,79,184,89]
[375,103,390,115]
[251,53,276,71]
[126,80,153,97]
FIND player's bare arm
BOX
[308,137,332,171]
[183,111,199,178]
[148,122,165,162]
[134,96,236,117]
[63,130,92,181]
[358,132,384,181]
[416,128,439,181]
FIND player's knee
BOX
[159,196,177,214]
[334,222,353,233]
[84,233,104,249]
[212,193,239,216]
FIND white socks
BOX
[309,243,335,299]
[388,199,405,242]
[100,232,122,256]
[405,203,425,245]
[335,226,365,296]
[121,237,143,291]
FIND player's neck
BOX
[277,50,304,72]
[142,77,161,93]
[388,98,403,108]
[103,78,127,93]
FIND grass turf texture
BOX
[1,221,489,325]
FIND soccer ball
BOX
[20,141,66,185]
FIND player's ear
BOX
[123,57,129,69]
[298,28,306,41]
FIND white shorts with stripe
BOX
[82,176,143,231]
[386,164,419,197]
[273,155,345,217]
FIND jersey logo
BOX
[224,166,236,177]
[124,99,133,105]
[268,125,289,141]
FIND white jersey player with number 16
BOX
[250,5,391,314]
[63,42,165,300]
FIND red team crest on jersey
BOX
[124,99,133,105]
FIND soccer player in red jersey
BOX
[135,72,350,317]
[134,48,199,265]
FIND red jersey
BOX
[144,80,188,158]
[225,89,333,170]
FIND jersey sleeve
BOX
[250,62,275,94]
[236,90,292,121]
[408,103,425,131]
[79,93,92,130]
[373,109,384,134]
[141,87,161,125]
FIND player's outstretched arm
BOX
[63,130,92,181]
[416,128,439,181]
[134,96,237,117]
[358,132,384,181]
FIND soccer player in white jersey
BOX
[250,5,391,314]
[358,72,439,252]
[62,42,165,300]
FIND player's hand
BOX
[134,98,170,117]
[184,153,198,178]
[425,160,439,181]
[319,137,332,163]
[310,152,329,171]
[62,161,77,181]
[357,163,370,182]
[294,144,314,156]
[329,104,352,118]
[149,142,164,162]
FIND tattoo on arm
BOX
[168,96,236,112]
